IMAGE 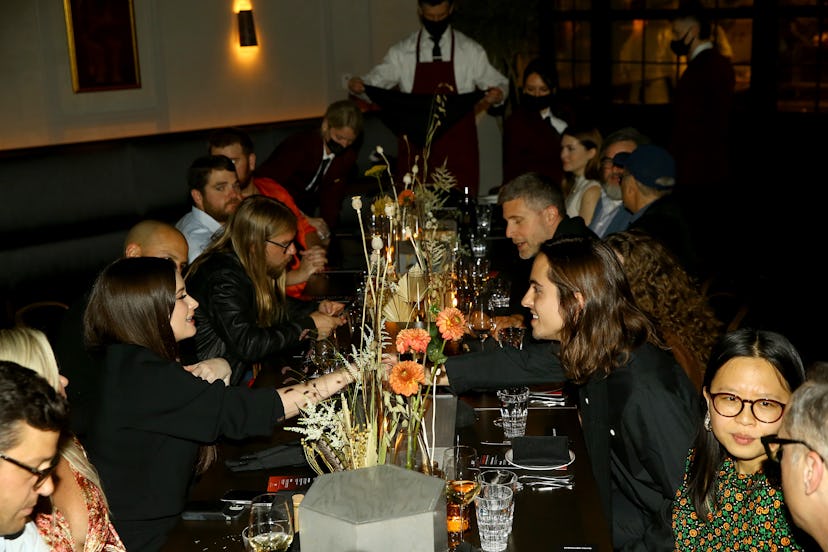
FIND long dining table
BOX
[162,233,612,550]
[161,373,611,551]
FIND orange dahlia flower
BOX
[389,361,425,397]
[436,307,465,341]
[396,328,431,354]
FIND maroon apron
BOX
[398,30,480,196]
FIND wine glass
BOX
[248,493,294,552]
[467,299,495,348]
[442,445,480,550]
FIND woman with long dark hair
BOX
[672,328,808,550]
[82,256,353,551]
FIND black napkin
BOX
[225,444,308,472]
[511,435,570,466]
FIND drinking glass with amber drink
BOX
[442,445,480,550]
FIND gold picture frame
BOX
[63,0,141,93]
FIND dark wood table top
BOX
[161,381,611,552]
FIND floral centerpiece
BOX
[287,92,468,473]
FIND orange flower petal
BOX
[389,361,425,396]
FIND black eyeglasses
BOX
[761,434,826,464]
[709,392,786,423]
[0,452,59,489]
[265,238,295,254]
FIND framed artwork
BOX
[63,0,141,93]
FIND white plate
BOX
[504,449,575,471]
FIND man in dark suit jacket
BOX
[669,1,735,194]
[616,144,703,278]
[254,100,363,230]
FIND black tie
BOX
[430,36,442,61]
[306,156,332,192]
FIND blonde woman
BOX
[0,326,125,552]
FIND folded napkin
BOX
[511,436,570,466]
[225,444,308,472]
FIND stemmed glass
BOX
[467,299,495,349]
[247,493,294,552]
[442,445,481,550]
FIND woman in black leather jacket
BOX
[184,196,346,385]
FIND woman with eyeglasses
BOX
[0,326,125,552]
[672,328,809,550]
[82,256,354,551]
[184,195,346,385]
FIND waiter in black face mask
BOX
[502,57,578,187]
[667,0,735,270]
[348,0,508,198]
[254,99,364,231]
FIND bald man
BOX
[122,219,189,273]
[54,220,191,438]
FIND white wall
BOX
[0,0,408,151]
[0,0,500,191]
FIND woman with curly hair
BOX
[605,229,723,390]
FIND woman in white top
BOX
[561,125,602,225]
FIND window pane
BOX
[554,21,591,90]
[718,18,752,93]
[611,19,674,104]
[778,17,825,112]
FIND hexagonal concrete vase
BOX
[299,464,448,551]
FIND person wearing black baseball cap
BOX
[614,144,703,277]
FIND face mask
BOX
[521,93,552,113]
[420,15,450,39]
[670,30,691,57]
[327,139,346,156]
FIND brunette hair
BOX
[83,256,179,362]
[0,361,69,452]
[522,57,559,94]
[537,236,657,384]
[561,125,602,193]
[605,229,722,389]
[188,195,297,326]
[207,127,255,156]
[686,328,805,520]
[0,326,108,506]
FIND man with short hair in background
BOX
[207,128,328,297]
[773,379,828,551]
[0,361,69,551]
[615,143,702,277]
[175,155,243,264]
[588,126,650,238]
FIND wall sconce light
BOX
[238,9,258,47]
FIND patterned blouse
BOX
[672,452,804,551]
[35,450,125,552]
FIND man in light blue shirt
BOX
[175,155,243,264]
[589,127,649,238]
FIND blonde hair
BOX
[0,326,108,507]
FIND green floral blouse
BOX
[672,452,803,551]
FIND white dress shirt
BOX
[361,27,508,98]
[0,522,49,552]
